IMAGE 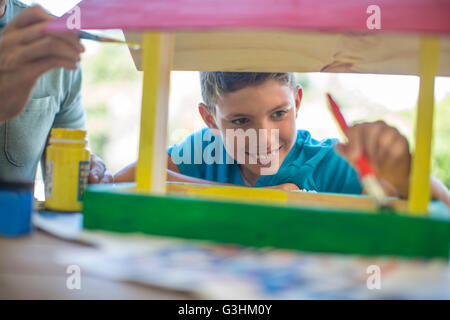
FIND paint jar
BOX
[45,128,90,212]
[0,180,34,237]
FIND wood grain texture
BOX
[125,31,450,76]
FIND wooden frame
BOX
[82,183,450,259]
[75,3,450,257]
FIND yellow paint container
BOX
[44,129,90,212]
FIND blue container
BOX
[0,180,34,237]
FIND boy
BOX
[115,72,450,206]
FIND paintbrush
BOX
[2,19,140,49]
[326,93,392,210]
[78,31,141,50]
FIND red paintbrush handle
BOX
[356,155,376,177]
[326,93,349,136]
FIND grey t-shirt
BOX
[0,0,86,182]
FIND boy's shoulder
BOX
[296,129,338,148]
[286,130,361,193]
[292,129,339,163]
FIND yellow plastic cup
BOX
[44,129,91,212]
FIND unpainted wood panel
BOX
[125,31,450,76]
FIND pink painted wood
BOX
[47,0,450,34]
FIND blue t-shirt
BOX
[168,128,363,194]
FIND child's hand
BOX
[335,121,411,198]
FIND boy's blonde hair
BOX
[200,72,297,114]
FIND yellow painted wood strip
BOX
[136,32,158,191]
[408,37,440,215]
[167,182,409,213]
[187,185,288,206]
[150,33,173,193]
[136,32,174,193]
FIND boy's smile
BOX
[199,79,302,186]
[246,145,282,166]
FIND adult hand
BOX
[0,5,84,120]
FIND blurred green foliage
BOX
[85,102,109,159]
[431,95,450,188]
[82,44,139,85]
[82,43,140,160]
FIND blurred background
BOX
[23,0,450,196]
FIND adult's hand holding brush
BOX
[0,5,84,121]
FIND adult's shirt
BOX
[0,0,86,182]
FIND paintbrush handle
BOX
[356,155,376,178]
[326,93,390,208]
[326,93,349,135]
[77,31,141,48]
[327,93,376,177]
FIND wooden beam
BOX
[82,185,450,259]
[166,182,409,213]
[136,32,174,193]
[408,37,440,214]
[125,31,450,76]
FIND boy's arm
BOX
[166,156,223,185]
[430,175,450,208]
[113,161,137,182]
[114,156,299,191]
[113,156,221,185]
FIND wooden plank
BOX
[166,182,409,213]
[408,37,440,214]
[82,185,450,259]
[48,0,450,35]
[135,32,173,193]
[125,31,450,76]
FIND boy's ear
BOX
[198,103,218,129]
[295,85,303,118]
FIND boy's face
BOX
[200,80,302,182]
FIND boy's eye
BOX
[272,110,288,119]
[231,118,249,125]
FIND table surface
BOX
[2,210,450,299]
[0,230,192,299]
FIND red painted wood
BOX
[47,0,450,34]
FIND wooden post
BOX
[408,37,439,215]
[136,32,174,193]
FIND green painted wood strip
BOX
[82,186,450,259]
